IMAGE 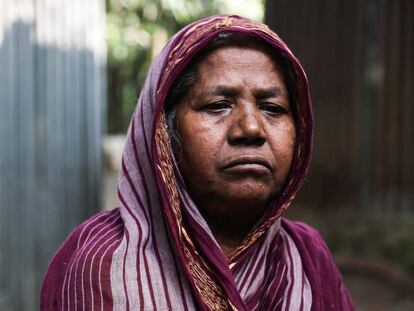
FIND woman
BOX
[41,15,354,310]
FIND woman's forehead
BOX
[196,44,283,71]
[191,33,283,69]
[191,46,288,95]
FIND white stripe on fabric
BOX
[110,236,128,311]
[234,220,281,301]
[88,224,122,311]
[302,267,312,311]
[281,229,312,311]
[64,212,119,311]
[98,237,122,311]
[120,209,142,310]
[264,263,287,309]
[77,214,121,311]
[61,213,109,311]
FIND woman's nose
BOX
[228,105,266,146]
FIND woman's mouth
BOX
[222,156,273,174]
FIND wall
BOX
[0,1,106,309]
[266,0,414,217]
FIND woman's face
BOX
[175,45,296,224]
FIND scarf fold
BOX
[41,15,354,311]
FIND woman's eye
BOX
[259,103,287,115]
[203,101,231,112]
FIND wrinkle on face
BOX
[174,45,296,256]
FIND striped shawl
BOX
[41,15,354,311]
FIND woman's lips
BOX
[221,156,273,174]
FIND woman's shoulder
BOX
[50,208,124,259]
[71,208,124,247]
[280,218,336,272]
[281,218,355,310]
[41,208,124,310]
[281,218,330,253]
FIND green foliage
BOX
[106,0,264,132]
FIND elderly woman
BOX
[41,15,354,310]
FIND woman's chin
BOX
[225,181,278,203]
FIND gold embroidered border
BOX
[155,112,231,310]
[228,65,311,263]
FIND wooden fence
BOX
[0,1,106,310]
[266,0,414,217]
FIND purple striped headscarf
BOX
[41,15,354,310]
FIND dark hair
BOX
[164,32,298,150]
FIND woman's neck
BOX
[199,202,265,258]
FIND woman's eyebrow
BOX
[254,87,289,99]
[204,86,288,99]
[207,86,240,97]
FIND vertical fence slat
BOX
[400,0,414,215]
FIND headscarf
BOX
[41,15,354,311]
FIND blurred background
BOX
[1,0,413,310]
